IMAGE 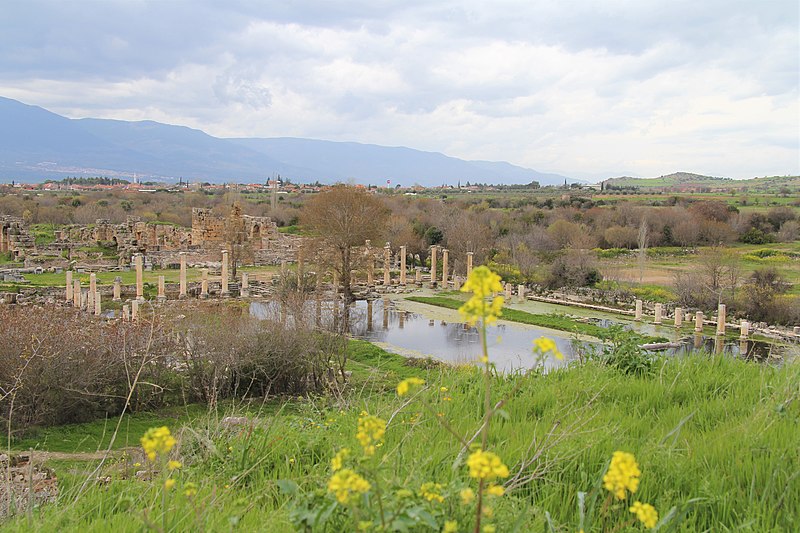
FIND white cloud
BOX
[0,0,797,179]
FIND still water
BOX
[250,298,789,371]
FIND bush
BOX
[0,306,177,434]
[739,227,774,244]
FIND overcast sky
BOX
[1,0,798,180]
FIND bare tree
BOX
[637,219,648,283]
[302,186,389,306]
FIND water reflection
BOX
[253,298,583,372]
[250,299,789,370]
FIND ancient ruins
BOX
[1,206,300,268]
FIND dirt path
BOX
[11,447,141,464]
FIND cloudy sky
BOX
[1,0,798,180]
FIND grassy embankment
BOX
[406,295,667,343]
[5,339,797,531]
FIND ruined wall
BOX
[3,207,299,268]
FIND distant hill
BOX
[0,96,574,186]
[605,172,800,191]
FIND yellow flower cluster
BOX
[443,520,458,533]
[397,377,425,396]
[458,266,505,326]
[460,487,475,504]
[328,468,371,504]
[419,482,445,503]
[356,414,386,456]
[167,460,182,471]
[629,501,659,529]
[140,426,176,461]
[183,481,198,498]
[486,483,505,497]
[331,448,350,472]
[466,450,510,481]
[533,336,563,360]
[603,451,641,500]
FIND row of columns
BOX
[372,243,475,288]
[633,299,749,338]
[65,250,237,319]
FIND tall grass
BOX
[4,346,797,531]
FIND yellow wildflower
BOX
[459,266,505,326]
[397,377,425,396]
[420,482,445,503]
[486,484,505,497]
[460,487,475,504]
[483,525,496,533]
[358,520,373,531]
[140,426,176,462]
[327,469,371,504]
[356,415,386,456]
[533,336,563,360]
[467,450,510,481]
[603,451,641,500]
[443,520,458,533]
[167,460,182,471]
[133,462,141,468]
[629,501,659,529]
[440,386,448,392]
[183,481,198,498]
[164,478,176,490]
[331,448,350,472]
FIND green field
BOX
[4,340,797,532]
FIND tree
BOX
[302,186,389,307]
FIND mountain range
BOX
[0,97,573,186]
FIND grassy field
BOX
[3,340,797,531]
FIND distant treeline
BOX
[45,177,131,186]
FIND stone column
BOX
[634,299,643,321]
[504,282,512,300]
[221,250,229,296]
[466,252,474,278]
[73,280,81,308]
[65,271,73,302]
[94,291,101,315]
[441,249,449,287]
[716,304,726,335]
[674,307,682,328]
[200,269,209,298]
[429,246,438,287]
[157,275,166,302]
[81,291,88,310]
[654,303,662,324]
[241,272,249,297]
[517,284,525,303]
[739,320,749,340]
[113,276,122,301]
[367,253,374,286]
[399,245,407,285]
[366,299,373,331]
[383,244,391,285]
[695,311,704,333]
[122,304,130,321]
[89,272,97,299]
[179,252,187,298]
[135,254,144,301]
[415,268,422,284]
[131,299,139,321]
[0,226,5,252]
[87,289,95,313]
